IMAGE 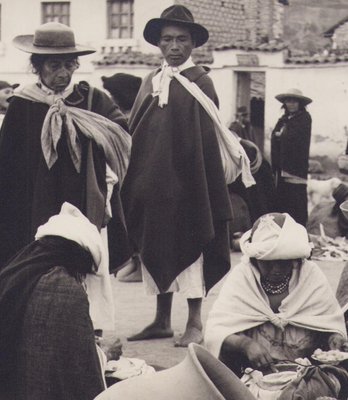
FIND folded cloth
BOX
[240,213,312,260]
[16,83,131,183]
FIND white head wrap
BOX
[35,202,104,270]
[239,213,312,260]
[35,202,115,331]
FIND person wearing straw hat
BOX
[121,5,253,347]
[0,22,132,279]
[205,213,347,378]
[271,88,312,226]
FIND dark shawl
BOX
[271,110,312,180]
[121,66,232,293]
[0,81,131,270]
[0,236,104,399]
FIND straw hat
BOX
[275,88,312,106]
[12,22,95,56]
[143,5,209,48]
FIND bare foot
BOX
[127,323,174,341]
[174,326,203,347]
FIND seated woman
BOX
[0,203,118,400]
[205,212,347,377]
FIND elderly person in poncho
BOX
[0,22,131,282]
[205,212,347,376]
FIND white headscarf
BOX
[240,213,312,260]
[35,202,115,331]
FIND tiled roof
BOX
[215,39,287,52]
[93,49,214,67]
[285,52,348,64]
[323,16,348,37]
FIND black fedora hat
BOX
[13,22,95,56]
[143,5,209,48]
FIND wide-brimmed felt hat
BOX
[143,5,209,48]
[275,88,312,106]
[12,22,95,56]
[102,73,142,111]
[0,81,19,91]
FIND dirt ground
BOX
[109,251,345,370]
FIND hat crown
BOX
[283,88,303,97]
[33,22,75,48]
[160,5,195,24]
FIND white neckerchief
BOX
[37,79,74,102]
[152,57,195,107]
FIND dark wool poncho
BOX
[0,82,131,270]
[121,66,232,293]
[0,236,104,400]
[271,110,312,180]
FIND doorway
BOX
[236,71,265,153]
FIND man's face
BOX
[158,24,195,67]
[0,87,14,110]
[40,56,78,93]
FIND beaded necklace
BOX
[261,274,291,295]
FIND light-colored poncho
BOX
[205,258,347,359]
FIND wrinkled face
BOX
[0,87,14,110]
[284,97,300,114]
[256,259,297,284]
[158,24,195,67]
[40,56,79,93]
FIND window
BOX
[107,0,134,39]
[42,2,70,25]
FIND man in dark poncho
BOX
[0,22,131,271]
[121,5,233,347]
[0,203,110,400]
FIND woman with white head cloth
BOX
[205,212,347,377]
[0,203,119,400]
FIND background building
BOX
[0,0,347,162]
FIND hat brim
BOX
[275,93,312,106]
[13,35,96,56]
[143,18,209,48]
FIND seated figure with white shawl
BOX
[205,212,347,377]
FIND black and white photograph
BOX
[0,1,348,399]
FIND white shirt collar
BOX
[37,79,74,99]
[162,56,195,73]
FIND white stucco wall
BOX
[0,0,167,76]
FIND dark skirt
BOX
[275,179,308,226]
